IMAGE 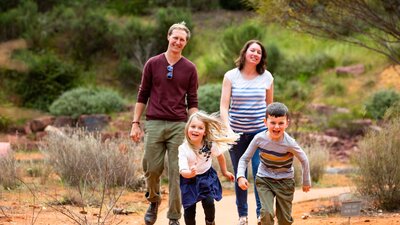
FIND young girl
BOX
[178,111,239,225]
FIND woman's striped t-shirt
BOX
[225,68,274,133]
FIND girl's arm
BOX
[217,154,234,182]
[178,145,197,179]
[266,82,274,105]
[180,165,197,179]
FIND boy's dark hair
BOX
[266,102,289,118]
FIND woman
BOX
[220,40,274,225]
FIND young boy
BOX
[236,102,311,225]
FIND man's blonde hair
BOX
[168,21,191,41]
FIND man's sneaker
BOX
[169,219,180,225]
[144,200,160,225]
[238,216,248,225]
[257,216,261,225]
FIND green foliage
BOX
[68,8,112,62]
[14,51,80,111]
[275,53,335,81]
[251,0,400,64]
[0,0,38,41]
[265,43,281,74]
[112,18,154,60]
[323,75,346,96]
[106,0,151,15]
[115,58,142,90]
[221,21,264,67]
[219,0,249,10]
[198,83,222,113]
[49,87,126,118]
[353,118,400,210]
[365,89,400,120]
[201,55,229,81]
[327,112,364,137]
[0,115,11,132]
[153,7,194,55]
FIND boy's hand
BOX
[237,177,248,190]
[222,171,235,182]
[302,185,310,192]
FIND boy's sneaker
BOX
[169,219,180,225]
[257,216,261,225]
[238,216,248,225]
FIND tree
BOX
[248,0,400,64]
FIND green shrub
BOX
[201,56,229,81]
[198,83,222,113]
[49,87,126,118]
[323,76,346,96]
[219,0,249,10]
[265,43,281,74]
[14,51,80,111]
[0,0,38,41]
[68,8,112,61]
[106,0,151,15]
[365,89,400,120]
[0,115,11,132]
[275,53,335,81]
[116,58,142,90]
[353,118,400,210]
[221,21,264,67]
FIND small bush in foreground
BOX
[294,139,329,185]
[0,149,19,189]
[40,128,144,190]
[353,118,400,210]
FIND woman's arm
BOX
[220,76,233,131]
[266,82,274,105]
[217,154,234,181]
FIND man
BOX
[130,22,198,225]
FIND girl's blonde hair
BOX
[184,111,239,153]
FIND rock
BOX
[0,142,11,158]
[77,114,111,132]
[30,116,55,132]
[53,116,76,127]
[336,64,365,76]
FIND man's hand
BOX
[237,177,249,190]
[130,123,143,142]
[302,185,310,192]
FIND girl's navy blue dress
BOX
[180,143,223,209]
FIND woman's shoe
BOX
[238,216,248,225]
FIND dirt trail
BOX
[0,39,28,71]
[155,186,352,225]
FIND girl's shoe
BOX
[205,219,215,225]
[238,216,248,225]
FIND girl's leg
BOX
[184,203,197,225]
[201,196,215,223]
